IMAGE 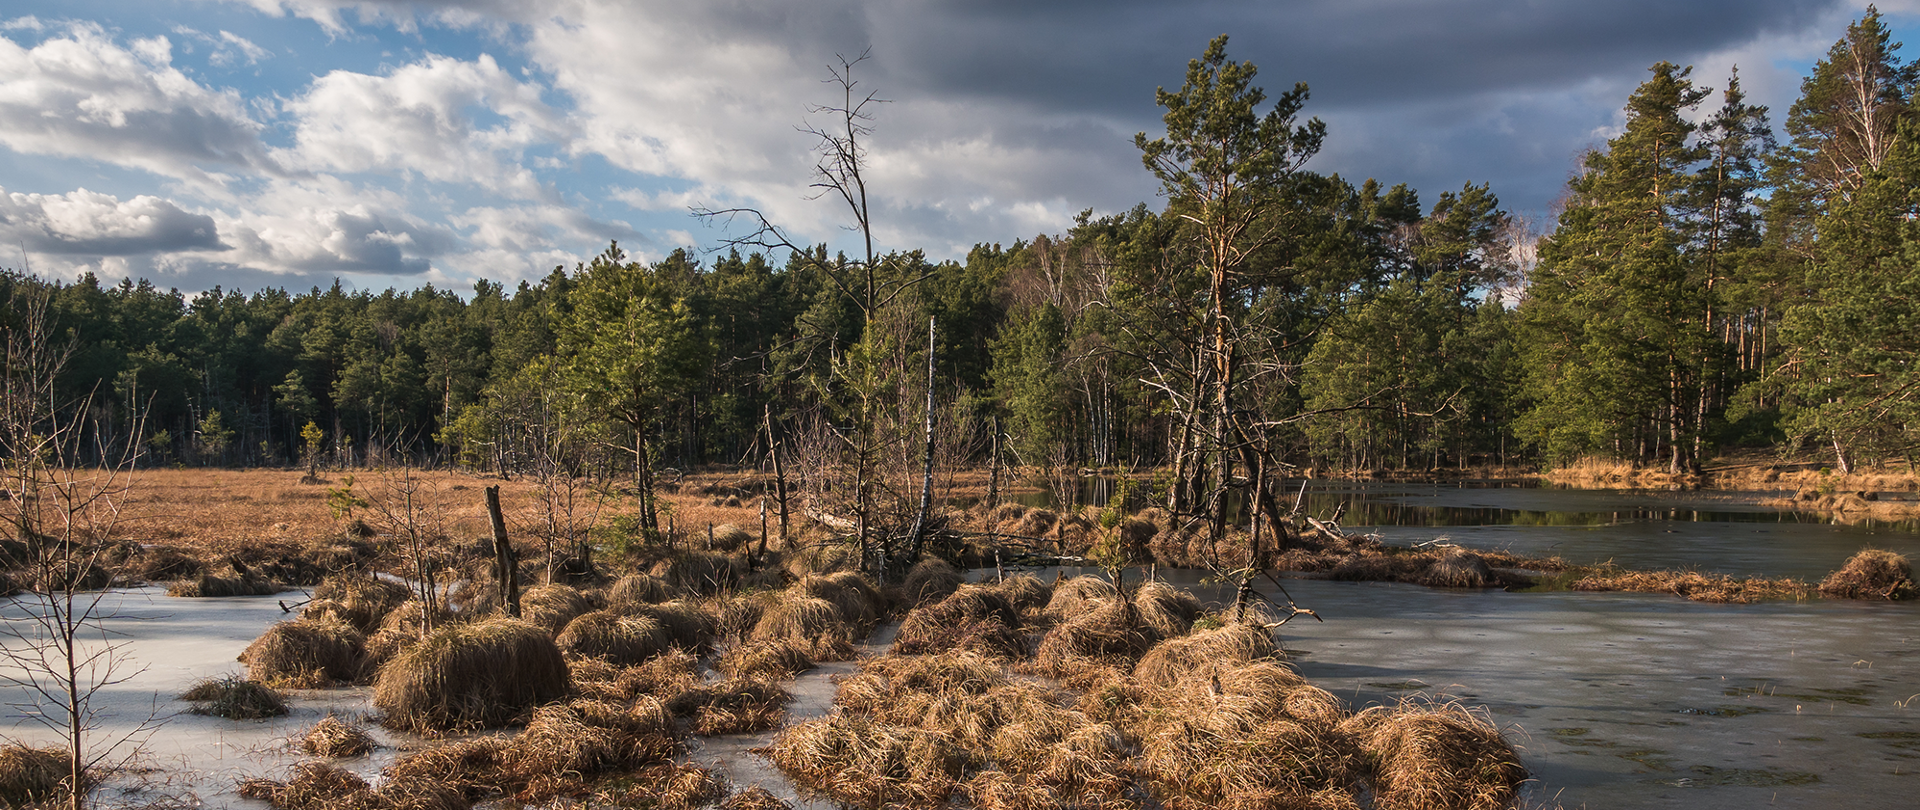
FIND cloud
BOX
[0,22,278,186]
[0,187,223,256]
[279,53,567,198]
[171,26,273,67]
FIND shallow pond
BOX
[1136,569,1920,810]
[5,480,1918,809]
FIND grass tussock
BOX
[892,585,1025,659]
[988,573,1053,618]
[1042,575,1117,619]
[0,745,71,808]
[570,649,703,703]
[373,618,569,731]
[299,715,375,758]
[902,557,964,607]
[1035,599,1159,676]
[650,551,739,596]
[624,600,716,652]
[243,619,365,687]
[519,583,594,634]
[665,678,791,735]
[794,572,883,631]
[606,572,678,606]
[750,595,855,661]
[373,698,683,805]
[1341,702,1526,810]
[715,639,816,680]
[1133,621,1278,688]
[588,763,725,810]
[310,574,412,632]
[719,786,790,810]
[1417,548,1496,589]
[1131,580,1203,637]
[182,675,289,719]
[782,543,861,578]
[766,714,967,807]
[1818,549,1916,600]
[1570,567,1812,603]
[166,571,282,597]
[555,610,671,665]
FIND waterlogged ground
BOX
[1219,574,1920,809]
[5,479,1918,810]
[1300,481,1920,582]
[0,587,405,808]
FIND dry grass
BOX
[1570,567,1812,603]
[1818,548,1916,600]
[1340,702,1526,810]
[1034,599,1159,675]
[650,551,740,596]
[298,715,375,758]
[766,714,967,807]
[987,573,1053,617]
[623,600,715,652]
[519,583,594,634]
[902,557,964,606]
[1133,622,1278,688]
[0,745,70,808]
[714,639,816,680]
[606,572,678,606]
[793,573,881,631]
[555,610,671,665]
[166,572,282,597]
[1418,548,1496,589]
[1132,580,1203,637]
[182,675,289,719]
[719,786,790,810]
[664,677,791,735]
[589,763,725,810]
[749,595,855,661]
[372,618,569,731]
[782,543,861,578]
[310,574,412,632]
[1043,575,1118,619]
[892,585,1025,659]
[374,697,683,805]
[571,649,704,703]
[243,619,365,687]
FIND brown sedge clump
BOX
[310,574,412,632]
[1340,701,1526,810]
[554,610,670,665]
[892,585,1026,659]
[714,639,816,680]
[664,678,791,735]
[0,744,72,809]
[181,675,289,719]
[1818,548,1915,599]
[518,583,594,634]
[242,619,365,687]
[298,715,376,758]
[901,557,965,606]
[372,618,568,732]
[749,595,855,660]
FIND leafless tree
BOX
[1,282,158,810]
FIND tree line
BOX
[4,11,1918,488]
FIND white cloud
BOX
[279,53,567,198]
[170,26,273,67]
[0,187,223,256]
[0,22,276,186]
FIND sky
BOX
[1,0,1916,297]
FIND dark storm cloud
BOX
[865,0,1838,114]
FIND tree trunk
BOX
[908,317,937,563]
[486,485,521,618]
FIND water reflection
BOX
[1012,478,1920,581]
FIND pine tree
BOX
[1519,63,1710,469]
